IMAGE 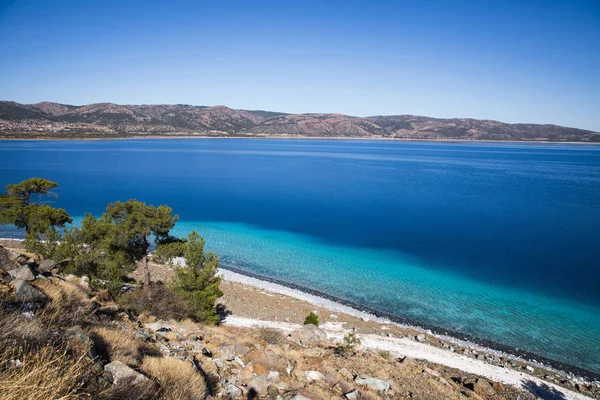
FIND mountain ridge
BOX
[1,100,598,142]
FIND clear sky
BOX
[0,0,599,131]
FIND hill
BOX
[0,101,598,142]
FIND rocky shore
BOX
[1,239,599,399]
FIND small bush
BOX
[303,311,319,326]
[120,284,187,321]
[336,332,361,356]
[141,356,208,400]
[257,326,284,344]
[90,327,147,367]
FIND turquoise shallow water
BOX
[0,139,599,374]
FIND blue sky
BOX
[0,0,599,130]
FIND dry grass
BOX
[35,278,96,328]
[0,342,88,400]
[141,356,208,400]
[90,326,148,367]
[256,326,284,345]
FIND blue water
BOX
[1,139,599,373]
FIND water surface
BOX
[1,139,599,373]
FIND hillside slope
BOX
[1,101,598,142]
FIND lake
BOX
[1,139,599,374]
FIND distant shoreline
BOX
[1,135,600,145]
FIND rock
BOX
[253,362,269,376]
[289,324,328,346]
[11,279,47,302]
[290,394,313,400]
[329,314,337,320]
[6,359,22,369]
[525,365,535,373]
[473,379,495,396]
[355,376,390,391]
[37,260,57,273]
[145,321,169,332]
[248,375,269,396]
[305,370,324,381]
[423,367,440,377]
[492,382,505,392]
[234,344,250,356]
[213,358,225,369]
[0,246,20,269]
[8,266,36,281]
[267,371,280,382]
[104,360,151,386]
[344,390,359,400]
[79,276,89,290]
[202,347,213,357]
[224,383,243,399]
[415,334,426,342]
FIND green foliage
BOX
[170,231,223,325]
[303,311,319,326]
[120,284,187,321]
[153,236,187,263]
[335,332,361,356]
[0,178,72,258]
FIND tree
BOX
[0,178,72,257]
[171,231,223,324]
[101,199,178,290]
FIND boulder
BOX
[37,260,57,273]
[224,383,243,399]
[344,390,359,400]
[218,344,249,361]
[355,376,390,391]
[0,247,20,269]
[290,394,313,400]
[415,334,426,342]
[289,324,328,346]
[492,381,505,392]
[8,266,36,281]
[473,379,495,397]
[247,375,269,396]
[104,360,151,387]
[305,370,324,382]
[11,280,47,302]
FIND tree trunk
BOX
[143,254,150,290]
[143,236,150,290]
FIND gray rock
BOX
[213,358,225,369]
[305,370,324,381]
[415,334,426,342]
[248,375,269,396]
[104,360,151,386]
[290,394,313,400]
[37,260,57,273]
[8,266,36,281]
[344,390,359,400]
[289,324,328,346]
[11,280,47,302]
[0,246,20,270]
[218,345,236,361]
[224,383,243,399]
[234,344,250,356]
[355,376,391,391]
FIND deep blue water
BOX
[1,139,599,373]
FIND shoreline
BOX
[217,264,600,383]
[3,236,599,385]
[1,135,600,145]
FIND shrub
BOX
[335,332,361,356]
[141,356,208,400]
[170,231,222,325]
[257,326,284,344]
[90,327,149,367]
[303,311,319,326]
[120,284,187,321]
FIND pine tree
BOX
[171,231,223,325]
